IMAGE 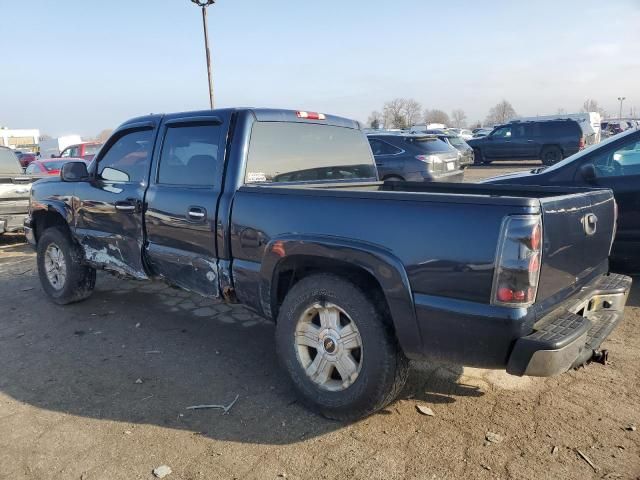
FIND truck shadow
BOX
[0,271,482,446]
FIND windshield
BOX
[245,122,376,183]
[544,127,640,173]
[84,144,102,155]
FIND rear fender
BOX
[259,235,422,357]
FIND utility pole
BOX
[191,0,216,109]
[617,96,626,120]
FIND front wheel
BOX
[37,227,96,305]
[275,273,409,421]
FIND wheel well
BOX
[271,255,391,323]
[541,144,562,154]
[32,210,70,243]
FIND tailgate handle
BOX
[582,213,598,236]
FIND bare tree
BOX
[39,133,52,141]
[96,129,113,143]
[367,111,383,129]
[382,98,422,129]
[451,109,467,128]
[424,109,450,125]
[581,99,607,117]
[402,99,423,128]
[485,100,517,126]
[557,108,566,114]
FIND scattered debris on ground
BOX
[485,432,504,444]
[153,465,172,478]
[415,405,435,416]
[134,378,143,384]
[186,394,239,414]
[575,449,598,472]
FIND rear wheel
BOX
[275,274,409,421]
[473,148,491,165]
[37,227,96,305]
[541,146,562,166]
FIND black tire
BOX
[541,145,562,166]
[473,148,490,165]
[275,273,409,421]
[37,227,96,305]
[383,175,404,182]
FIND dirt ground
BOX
[0,162,638,480]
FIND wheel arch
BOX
[31,202,73,243]
[259,235,422,358]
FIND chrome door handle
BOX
[115,202,136,212]
[188,207,207,221]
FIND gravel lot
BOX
[1,162,638,480]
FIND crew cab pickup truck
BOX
[0,146,40,234]
[25,108,632,420]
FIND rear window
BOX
[0,148,21,175]
[42,160,69,171]
[245,122,376,183]
[84,144,102,155]
[408,137,452,153]
[446,136,466,147]
[540,121,580,136]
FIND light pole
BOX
[191,0,216,109]
[617,96,626,119]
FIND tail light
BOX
[491,215,543,307]
[416,155,442,171]
[579,136,585,150]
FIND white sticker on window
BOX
[246,171,267,183]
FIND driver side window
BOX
[492,127,512,138]
[592,136,640,178]
[97,129,153,183]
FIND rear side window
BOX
[408,137,452,153]
[98,129,153,183]
[84,144,102,155]
[541,121,579,136]
[158,124,221,186]
[368,138,403,155]
[245,122,376,183]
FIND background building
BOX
[0,127,40,150]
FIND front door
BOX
[484,126,514,159]
[583,131,640,265]
[74,125,155,279]
[144,112,227,297]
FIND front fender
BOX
[260,234,422,358]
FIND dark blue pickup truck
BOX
[25,108,632,420]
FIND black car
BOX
[367,133,463,182]
[483,127,640,268]
[467,119,584,166]
[425,130,474,168]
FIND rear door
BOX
[367,137,404,179]
[144,112,229,297]
[74,123,155,279]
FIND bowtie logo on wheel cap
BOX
[323,337,337,354]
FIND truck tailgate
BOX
[537,189,615,301]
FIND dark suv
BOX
[367,133,463,182]
[467,119,584,166]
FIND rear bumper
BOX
[506,273,632,376]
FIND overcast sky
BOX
[1,0,639,136]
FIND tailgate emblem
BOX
[581,213,598,236]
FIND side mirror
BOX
[61,161,89,182]
[580,163,597,183]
